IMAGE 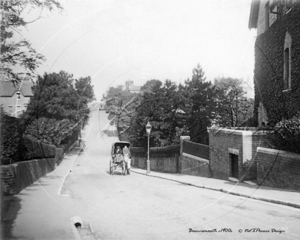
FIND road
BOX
[3,110,300,240]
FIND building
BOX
[0,76,33,117]
[125,80,141,93]
[249,0,300,126]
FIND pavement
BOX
[130,167,300,209]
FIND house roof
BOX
[0,79,33,97]
[248,0,260,29]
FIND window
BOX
[265,2,270,31]
[8,106,13,113]
[284,48,290,89]
[283,32,292,91]
[16,91,21,100]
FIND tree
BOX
[75,76,96,105]
[183,64,217,144]
[214,78,254,127]
[127,80,187,147]
[23,71,93,145]
[0,0,62,83]
[140,79,161,93]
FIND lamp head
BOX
[146,121,152,135]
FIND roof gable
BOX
[0,80,33,97]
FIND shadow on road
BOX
[1,195,21,239]
[101,130,118,137]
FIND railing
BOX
[182,140,209,160]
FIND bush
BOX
[268,112,300,154]
[23,135,56,160]
[0,108,25,164]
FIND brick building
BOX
[249,0,300,126]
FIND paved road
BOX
[4,110,300,240]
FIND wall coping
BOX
[257,147,300,159]
[208,127,270,136]
[182,152,209,163]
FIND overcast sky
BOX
[21,0,256,100]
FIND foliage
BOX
[0,107,25,164]
[24,117,78,146]
[140,79,161,93]
[127,79,187,147]
[25,71,91,124]
[22,71,93,147]
[268,112,300,154]
[105,84,140,139]
[0,0,62,83]
[75,76,96,105]
[23,135,56,160]
[254,2,300,126]
[214,78,254,127]
[179,64,217,144]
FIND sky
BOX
[20,0,257,100]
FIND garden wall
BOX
[1,138,76,196]
[180,136,211,177]
[257,147,300,191]
[131,145,180,173]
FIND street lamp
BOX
[146,121,152,175]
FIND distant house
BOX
[125,80,141,93]
[0,76,33,117]
[249,0,300,126]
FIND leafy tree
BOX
[23,71,93,145]
[140,79,161,93]
[75,76,96,106]
[214,78,254,127]
[0,0,62,83]
[127,80,187,147]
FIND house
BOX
[249,0,300,127]
[0,76,33,117]
[125,80,141,93]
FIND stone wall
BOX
[1,158,56,195]
[1,142,74,196]
[208,127,269,181]
[257,147,300,191]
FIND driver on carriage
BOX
[115,146,123,162]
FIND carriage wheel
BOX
[109,161,114,175]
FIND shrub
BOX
[0,108,25,164]
[268,112,300,154]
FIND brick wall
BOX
[180,154,211,177]
[131,156,179,173]
[257,147,300,191]
[208,127,269,181]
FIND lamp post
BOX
[146,121,152,175]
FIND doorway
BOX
[230,154,239,179]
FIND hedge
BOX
[23,135,56,160]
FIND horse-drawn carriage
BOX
[109,141,131,175]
